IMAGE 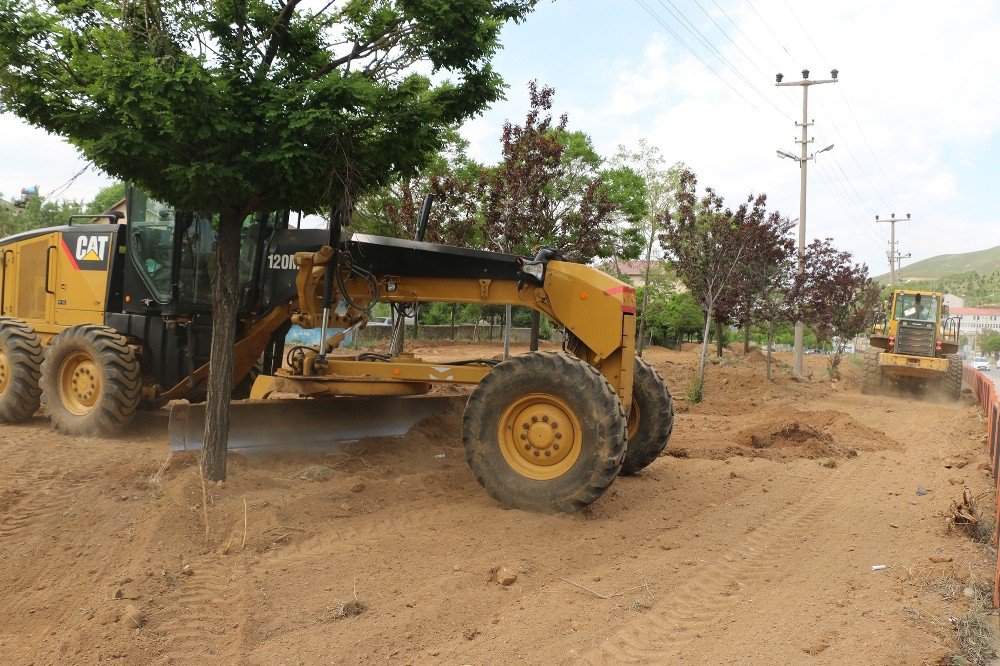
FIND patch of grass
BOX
[295,464,335,482]
[953,602,999,665]
[971,517,995,545]
[686,380,703,404]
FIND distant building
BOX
[607,259,662,287]
[952,307,1000,336]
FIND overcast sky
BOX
[2,0,998,274]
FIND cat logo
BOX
[61,232,113,271]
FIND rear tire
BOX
[860,349,883,395]
[0,318,43,423]
[620,358,674,476]
[462,352,626,512]
[943,354,962,402]
[40,325,141,436]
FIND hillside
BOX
[875,245,1000,281]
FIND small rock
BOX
[682,559,697,566]
[977,462,991,471]
[592,576,602,582]
[426,650,440,657]
[944,461,953,469]
[463,628,479,640]
[181,564,193,576]
[570,621,581,631]
[494,567,517,586]
[112,587,139,600]
[916,486,930,496]
[121,604,145,628]
[819,458,837,469]
[889,523,899,529]
[948,477,965,486]
[929,555,953,563]
[339,503,351,511]
[349,480,366,493]
[658,540,677,551]
[119,494,129,501]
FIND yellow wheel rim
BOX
[0,351,9,396]
[498,393,582,480]
[57,351,101,416]
[626,399,640,442]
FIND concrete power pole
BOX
[876,213,911,286]
[776,68,838,377]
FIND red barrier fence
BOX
[962,365,1000,608]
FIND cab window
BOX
[126,191,175,303]
[893,294,939,322]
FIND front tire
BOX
[0,318,43,423]
[943,354,962,402]
[620,357,674,476]
[462,352,626,512]
[860,349,883,395]
[40,325,141,436]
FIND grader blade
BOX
[168,396,463,454]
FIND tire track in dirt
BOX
[588,454,877,663]
[151,556,249,666]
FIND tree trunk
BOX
[202,210,242,482]
[450,303,457,340]
[715,317,724,358]
[698,301,713,392]
[412,303,420,340]
[636,235,656,358]
[743,323,750,355]
[488,314,495,341]
[766,320,775,381]
[529,310,540,352]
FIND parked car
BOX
[805,348,823,355]
[972,357,991,372]
[367,317,392,327]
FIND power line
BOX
[692,0,770,80]
[776,0,907,210]
[632,0,769,119]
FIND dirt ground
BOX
[0,341,997,664]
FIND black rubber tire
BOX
[943,354,962,402]
[462,351,626,513]
[860,349,883,395]
[0,318,43,423]
[40,325,141,436]
[619,357,674,476]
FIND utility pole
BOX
[876,213,911,286]
[776,68,838,377]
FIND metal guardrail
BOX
[962,364,1000,608]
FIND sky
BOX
[2,0,998,275]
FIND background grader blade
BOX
[168,396,464,454]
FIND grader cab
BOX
[0,187,675,512]
[862,289,962,400]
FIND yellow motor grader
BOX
[862,289,962,400]
[0,187,674,511]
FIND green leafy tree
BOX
[612,140,686,356]
[85,182,126,215]
[0,0,535,480]
[0,192,84,237]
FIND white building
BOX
[951,307,1000,336]
[942,293,965,309]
